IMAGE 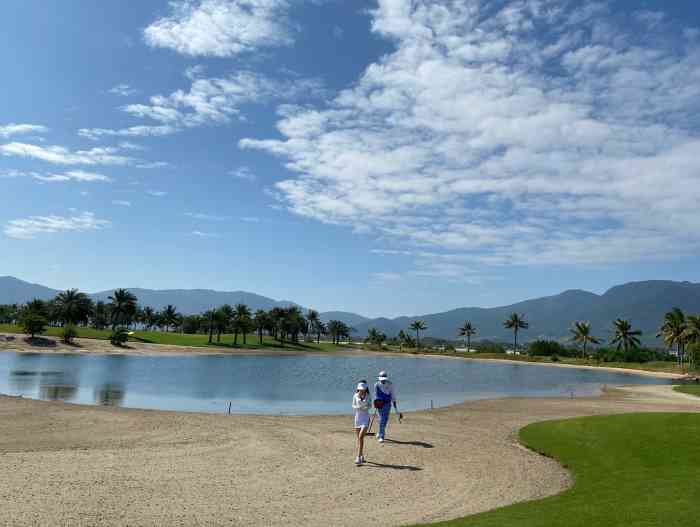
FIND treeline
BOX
[362,308,700,369]
[0,288,354,347]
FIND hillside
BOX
[354,281,700,345]
[2,276,699,344]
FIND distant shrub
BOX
[594,346,674,364]
[61,324,78,344]
[551,355,559,362]
[20,312,47,338]
[529,340,573,357]
[110,327,129,347]
[474,341,506,354]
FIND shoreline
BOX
[0,334,686,380]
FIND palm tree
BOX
[458,321,476,353]
[233,304,252,345]
[53,289,93,326]
[306,309,323,343]
[161,305,179,332]
[504,313,528,353]
[409,320,427,349]
[610,318,642,354]
[91,301,109,330]
[569,321,600,359]
[253,309,268,345]
[142,306,157,330]
[108,289,138,329]
[658,308,687,368]
[682,315,700,371]
[216,304,234,343]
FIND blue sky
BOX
[1,0,699,318]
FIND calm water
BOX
[0,351,671,415]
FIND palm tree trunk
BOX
[467,334,471,353]
[514,328,518,354]
[416,330,420,349]
[583,340,587,360]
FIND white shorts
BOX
[354,412,370,429]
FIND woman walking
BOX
[352,382,371,466]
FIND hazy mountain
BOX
[319,311,371,327]
[354,281,700,345]
[0,276,60,304]
[2,277,699,345]
[89,288,298,314]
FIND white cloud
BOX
[78,125,178,140]
[119,141,145,150]
[240,216,260,223]
[109,84,139,97]
[0,142,134,166]
[370,272,402,282]
[0,123,48,138]
[230,166,256,181]
[185,212,230,221]
[144,0,293,57]
[81,70,325,139]
[147,190,168,197]
[33,170,112,183]
[192,230,220,238]
[4,211,110,239]
[112,200,132,207]
[241,0,700,267]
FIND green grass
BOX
[412,413,700,527]
[674,384,700,397]
[0,323,343,352]
[369,345,684,375]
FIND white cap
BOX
[378,371,389,381]
[356,382,368,391]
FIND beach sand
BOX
[1,384,698,527]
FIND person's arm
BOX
[352,394,360,410]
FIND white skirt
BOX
[354,411,370,429]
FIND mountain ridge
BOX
[1,277,698,344]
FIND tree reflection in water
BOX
[95,383,125,406]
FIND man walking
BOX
[374,370,397,443]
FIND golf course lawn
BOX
[674,385,700,397]
[0,323,341,352]
[413,413,700,527]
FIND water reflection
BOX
[0,351,674,415]
[95,383,125,406]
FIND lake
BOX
[0,351,671,414]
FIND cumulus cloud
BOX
[0,142,134,166]
[112,200,132,207]
[0,123,48,138]
[144,0,293,57]
[185,212,230,221]
[241,0,700,266]
[108,84,139,97]
[230,166,256,181]
[33,170,112,183]
[80,70,325,139]
[4,211,110,239]
[192,230,220,238]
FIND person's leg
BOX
[354,428,361,462]
[358,427,366,460]
[378,405,390,440]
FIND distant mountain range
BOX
[1,276,699,344]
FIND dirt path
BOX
[0,385,697,527]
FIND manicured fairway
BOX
[414,413,700,527]
[674,384,700,397]
[0,324,341,352]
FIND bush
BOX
[20,312,47,338]
[474,341,506,354]
[61,324,78,344]
[594,346,674,364]
[529,339,574,357]
[110,327,129,347]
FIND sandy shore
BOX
[1,385,698,527]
